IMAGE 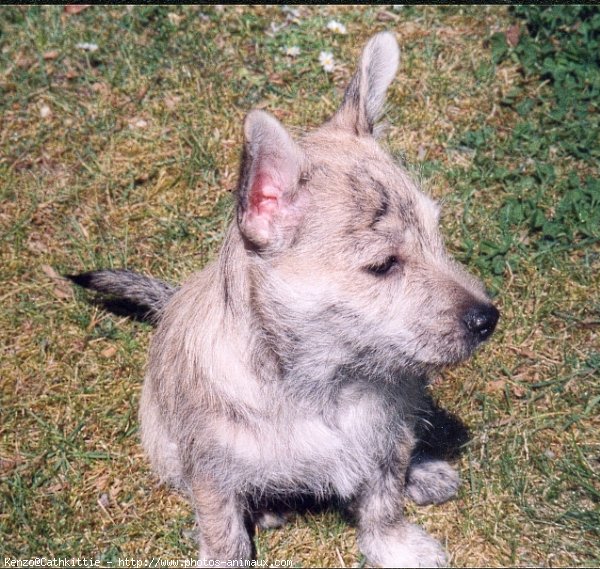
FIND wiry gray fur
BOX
[71,33,499,567]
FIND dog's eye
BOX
[366,256,399,276]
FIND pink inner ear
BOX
[250,172,281,217]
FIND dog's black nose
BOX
[463,304,499,342]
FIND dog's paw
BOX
[359,523,448,568]
[254,511,288,530]
[406,459,460,506]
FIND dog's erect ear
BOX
[237,110,305,250]
[333,32,400,136]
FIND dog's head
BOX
[235,33,498,373]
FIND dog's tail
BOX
[66,269,177,323]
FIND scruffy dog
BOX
[70,33,499,567]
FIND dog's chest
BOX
[214,387,402,497]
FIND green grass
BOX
[1,5,598,567]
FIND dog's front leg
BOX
[192,480,252,562]
[355,457,448,568]
[406,454,460,506]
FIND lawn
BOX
[1,5,598,567]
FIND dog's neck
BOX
[215,224,431,416]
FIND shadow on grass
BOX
[414,395,471,462]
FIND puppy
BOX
[71,32,499,567]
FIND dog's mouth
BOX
[406,308,500,370]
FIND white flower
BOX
[319,51,335,72]
[40,104,52,119]
[281,5,300,19]
[269,21,286,35]
[284,46,301,57]
[129,118,148,129]
[76,42,99,52]
[326,20,347,35]
[167,12,183,26]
